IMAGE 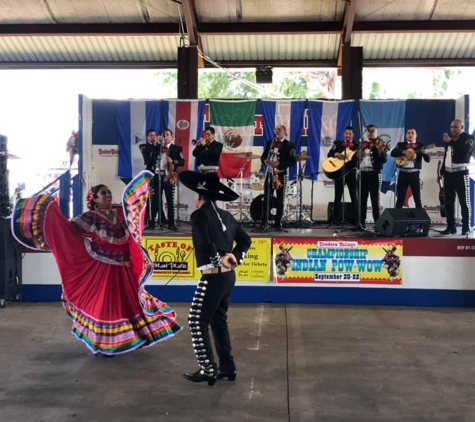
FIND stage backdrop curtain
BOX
[261,100,306,181]
[305,100,355,180]
[209,100,257,179]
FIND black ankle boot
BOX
[217,370,237,381]
[182,369,217,386]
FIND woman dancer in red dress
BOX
[12,171,181,355]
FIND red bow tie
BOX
[342,142,354,148]
[406,143,416,149]
[161,146,169,153]
[272,141,283,149]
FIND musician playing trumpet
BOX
[193,126,223,175]
[260,124,297,231]
[328,126,359,225]
[359,124,388,229]
[391,128,430,209]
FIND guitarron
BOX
[321,149,356,180]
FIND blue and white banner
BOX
[117,100,160,179]
[261,100,306,180]
[117,100,205,179]
[305,100,355,180]
[360,100,406,214]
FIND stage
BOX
[17,222,475,308]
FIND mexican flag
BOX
[209,100,256,179]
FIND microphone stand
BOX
[156,139,165,231]
[352,120,367,232]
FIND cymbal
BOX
[295,155,310,161]
[234,153,261,159]
[0,151,20,159]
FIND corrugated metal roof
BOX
[353,32,475,60]
[0,0,182,24]
[195,0,345,23]
[0,0,475,67]
[0,35,181,63]
[202,34,339,61]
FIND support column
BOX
[341,43,363,100]
[177,46,198,99]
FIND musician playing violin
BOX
[260,124,297,231]
[147,128,185,231]
[328,126,359,225]
[193,126,223,175]
[390,128,430,209]
[359,124,388,229]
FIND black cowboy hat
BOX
[178,171,239,202]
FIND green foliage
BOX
[369,82,381,99]
[153,69,337,99]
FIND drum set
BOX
[225,152,312,226]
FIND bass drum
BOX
[250,194,277,223]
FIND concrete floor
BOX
[1,303,475,422]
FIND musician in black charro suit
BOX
[439,119,475,236]
[193,126,223,174]
[359,124,388,228]
[146,128,185,231]
[390,127,430,209]
[327,126,359,224]
[260,124,297,231]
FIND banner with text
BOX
[273,237,403,284]
[235,237,272,282]
[143,236,271,281]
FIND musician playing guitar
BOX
[359,124,388,229]
[147,128,185,231]
[260,124,297,231]
[390,128,430,208]
[327,126,359,225]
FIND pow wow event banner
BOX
[305,100,355,181]
[273,237,403,285]
[117,100,205,179]
[209,100,257,179]
[261,100,306,180]
[360,100,406,215]
[143,236,271,282]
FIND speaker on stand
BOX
[0,134,22,308]
[375,208,431,237]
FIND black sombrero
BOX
[179,171,239,202]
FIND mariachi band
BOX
[140,119,474,235]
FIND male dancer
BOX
[179,171,251,386]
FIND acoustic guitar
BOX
[395,143,435,167]
[321,149,356,180]
[437,160,446,218]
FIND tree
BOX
[432,69,459,98]
[153,69,338,99]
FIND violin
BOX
[363,138,388,153]
[273,170,282,190]
[165,159,177,185]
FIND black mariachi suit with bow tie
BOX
[260,138,297,228]
[359,139,388,227]
[391,141,430,208]
[440,132,475,232]
[146,143,185,227]
[328,139,359,224]
[189,201,251,376]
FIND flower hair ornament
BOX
[86,186,96,211]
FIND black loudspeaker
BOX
[375,208,430,237]
[327,202,357,224]
[0,217,20,259]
